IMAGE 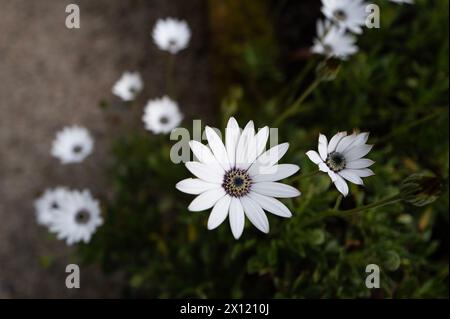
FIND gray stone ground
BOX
[0,0,212,298]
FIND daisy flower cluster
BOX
[312,0,414,60]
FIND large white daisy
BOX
[312,20,358,60]
[142,96,183,134]
[51,126,94,164]
[321,0,369,34]
[152,18,191,54]
[34,187,71,226]
[48,189,103,245]
[112,71,143,102]
[176,117,301,239]
[306,131,375,196]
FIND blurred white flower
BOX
[152,18,191,54]
[176,117,300,239]
[112,71,143,101]
[312,20,358,60]
[390,0,413,4]
[48,189,103,246]
[51,126,94,164]
[321,0,368,34]
[306,131,375,196]
[34,187,71,226]
[142,96,183,134]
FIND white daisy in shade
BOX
[34,187,71,226]
[152,17,191,54]
[142,96,183,134]
[306,131,375,196]
[49,189,103,246]
[390,0,413,4]
[312,20,358,60]
[112,71,143,102]
[51,126,94,164]
[176,117,301,239]
[321,0,368,34]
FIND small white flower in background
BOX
[306,131,375,196]
[112,71,143,101]
[48,189,103,246]
[176,117,301,240]
[390,0,414,4]
[321,0,369,34]
[142,96,183,134]
[34,187,71,226]
[312,20,358,60]
[152,17,191,54]
[51,126,94,164]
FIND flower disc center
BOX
[326,152,346,172]
[75,209,91,225]
[333,9,347,21]
[222,169,252,198]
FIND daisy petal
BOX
[205,126,231,170]
[251,164,300,182]
[318,134,328,161]
[240,197,269,234]
[225,117,241,167]
[229,197,245,239]
[346,159,375,169]
[176,178,220,195]
[185,162,223,184]
[207,195,231,230]
[189,140,218,165]
[327,170,338,182]
[352,168,375,177]
[328,132,347,153]
[334,175,349,196]
[188,188,226,212]
[255,126,269,157]
[235,121,256,169]
[339,169,364,185]
[352,132,370,146]
[319,162,330,173]
[344,144,373,162]
[249,192,292,218]
[306,150,323,165]
[252,182,301,198]
[336,134,357,153]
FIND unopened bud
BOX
[400,173,442,207]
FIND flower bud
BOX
[399,173,442,207]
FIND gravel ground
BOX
[0,0,212,298]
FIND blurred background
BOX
[0,0,448,298]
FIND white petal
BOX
[318,134,328,161]
[189,140,218,165]
[334,175,349,196]
[352,132,370,146]
[346,159,375,169]
[235,121,256,169]
[176,178,220,195]
[306,150,323,165]
[225,117,241,167]
[185,162,223,184]
[205,126,231,170]
[319,162,330,173]
[249,192,292,218]
[339,169,364,185]
[344,144,373,162]
[188,188,226,212]
[327,170,338,182]
[249,143,290,176]
[207,195,231,230]
[229,197,245,239]
[251,164,300,182]
[352,168,375,177]
[255,126,269,157]
[328,132,347,153]
[240,197,269,234]
[251,182,301,198]
[336,134,357,153]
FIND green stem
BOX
[274,78,321,127]
[333,195,343,210]
[166,53,176,99]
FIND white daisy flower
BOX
[390,0,413,4]
[48,189,103,245]
[142,96,183,134]
[176,117,301,239]
[51,126,94,164]
[321,0,369,34]
[34,187,71,226]
[306,131,375,196]
[112,71,143,101]
[312,20,358,60]
[152,18,191,54]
